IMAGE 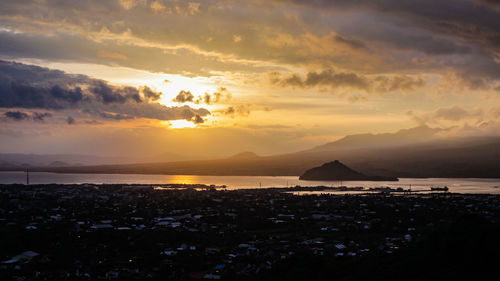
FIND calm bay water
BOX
[0,171,499,194]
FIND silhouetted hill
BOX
[300,160,398,181]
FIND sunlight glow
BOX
[168,120,197,129]
[157,76,218,108]
[166,175,201,185]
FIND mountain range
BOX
[1,126,499,178]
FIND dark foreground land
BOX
[0,184,499,280]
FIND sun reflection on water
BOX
[166,175,201,185]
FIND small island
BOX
[299,160,398,181]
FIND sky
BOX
[0,0,499,158]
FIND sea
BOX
[0,171,499,194]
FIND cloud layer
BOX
[0,0,498,88]
[271,70,425,93]
[0,60,210,123]
[0,0,499,156]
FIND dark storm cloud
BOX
[50,85,84,104]
[271,70,369,90]
[2,82,72,110]
[0,55,88,86]
[87,103,210,122]
[3,111,52,122]
[141,86,162,101]
[285,0,500,50]
[90,81,142,104]
[0,60,210,122]
[270,0,500,86]
[0,62,86,109]
[362,27,473,56]
[0,60,136,109]
[304,70,369,89]
[4,111,29,121]
[272,70,426,93]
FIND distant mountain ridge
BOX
[0,151,204,167]
[2,126,499,178]
[0,153,140,167]
[311,125,443,151]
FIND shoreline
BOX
[0,183,496,196]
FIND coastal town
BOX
[0,184,498,280]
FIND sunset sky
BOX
[0,0,499,158]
